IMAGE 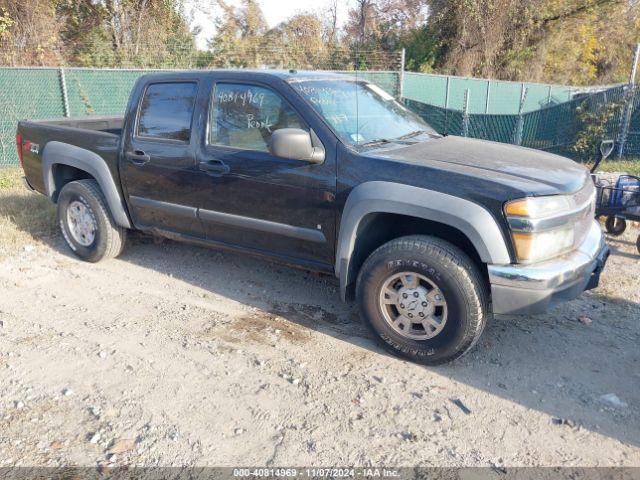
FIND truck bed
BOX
[18,116,124,196]
[29,116,124,136]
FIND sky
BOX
[187,0,351,49]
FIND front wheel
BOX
[605,215,627,236]
[57,179,127,262]
[356,235,488,365]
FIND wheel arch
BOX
[335,181,511,300]
[42,141,132,229]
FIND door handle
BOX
[199,160,230,175]
[126,150,150,165]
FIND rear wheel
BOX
[605,215,627,236]
[356,235,488,365]
[57,180,126,262]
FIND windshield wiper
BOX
[395,130,426,140]
[359,138,392,147]
[358,130,430,148]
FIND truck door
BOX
[194,80,337,269]
[120,80,204,238]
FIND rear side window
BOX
[137,82,197,141]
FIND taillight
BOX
[15,131,24,169]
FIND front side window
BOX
[209,83,306,152]
[137,82,197,141]
[291,79,436,146]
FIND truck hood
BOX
[373,135,590,195]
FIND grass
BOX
[0,167,57,258]
[586,160,640,176]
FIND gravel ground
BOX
[0,226,638,468]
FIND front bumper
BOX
[488,220,609,315]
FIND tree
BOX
[345,0,380,47]
[322,0,339,45]
[206,0,242,66]
[0,0,196,67]
[207,0,269,67]
[3,0,635,88]
[344,0,429,68]
[0,0,65,65]
[272,14,327,68]
[84,0,196,67]
[419,0,639,85]
[205,1,341,69]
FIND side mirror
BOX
[600,140,615,161]
[270,128,325,164]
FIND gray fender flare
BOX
[42,141,132,229]
[335,181,511,299]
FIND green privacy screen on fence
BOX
[402,72,576,114]
[0,67,636,166]
[64,69,146,116]
[406,84,631,162]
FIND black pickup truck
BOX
[17,70,609,364]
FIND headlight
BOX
[504,195,572,218]
[504,193,589,264]
[510,228,575,263]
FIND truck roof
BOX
[137,69,359,83]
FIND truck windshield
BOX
[291,79,437,147]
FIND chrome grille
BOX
[572,179,596,249]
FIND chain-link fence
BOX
[0,46,403,166]
[2,42,639,167]
[403,72,577,114]
[406,84,640,162]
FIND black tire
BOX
[636,234,640,255]
[605,216,627,236]
[356,235,488,365]
[57,179,127,262]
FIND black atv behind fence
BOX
[591,140,640,254]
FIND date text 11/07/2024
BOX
[232,468,401,477]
